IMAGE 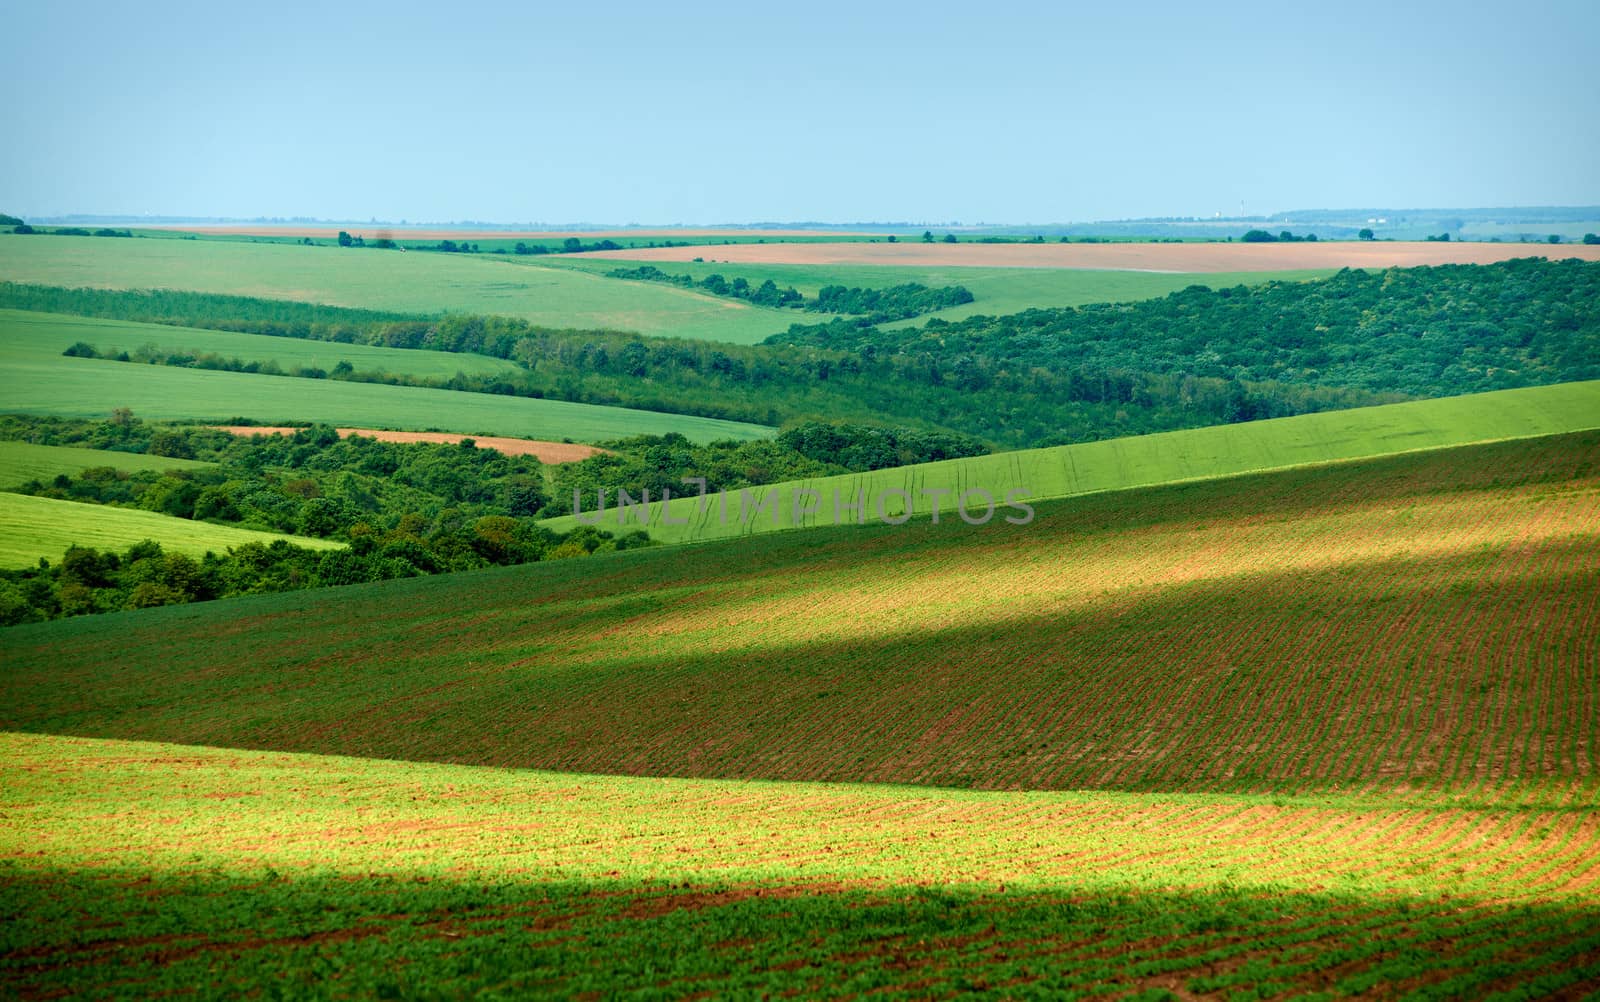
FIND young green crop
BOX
[5,430,1596,802]
[2,732,1595,999]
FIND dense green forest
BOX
[0,417,645,623]
[774,259,1600,399]
[7,258,1598,449]
[606,265,975,320]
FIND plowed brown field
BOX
[212,426,603,463]
[576,239,1600,271]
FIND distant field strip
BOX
[578,238,1600,270]
[2,732,1596,999]
[0,441,211,486]
[0,233,806,342]
[545,255,1334,323]
[0,310,773,444]
[6,432,1596,800]
[544,380,1600,542]
[0,493,340,568]
[141,224,885,241]
[0,307,523,378]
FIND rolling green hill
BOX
[0,232,806,343]
[8,229,1599,1000]
[0,310,774,444]
[543,380,1600,542]
[0,441,211,486]
[5,423,1597,999]
[0,492,340,568]
[5,429,1595,802]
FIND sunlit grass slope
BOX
[2,731,1596,999]
[5,431,1596,801]
[0,441,211,486]
[542,380,1600,542]
[0,310,774,444]
[0,493,340,569]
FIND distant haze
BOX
[2,0,1596,223]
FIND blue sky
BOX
[3,0,1596,224]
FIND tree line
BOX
[606,265,975,320]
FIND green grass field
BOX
[3,731,1595,1000]
[1,307,523,379]
[0,232,806,343]
[0,492,340,568]
[0,310,773,444]
[0,441,211,486]
[549,254,1335,325]
[3,431,1598,996]
[544,379,1600,542]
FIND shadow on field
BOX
[4,865,1598,999]
[1,431,1596,799]
[1,537,1594,799]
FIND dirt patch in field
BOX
[147,225,880,241]
[573,240,1600,272]
[211,426,604,463]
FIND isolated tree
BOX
[147,431,195,459]
[942,233,958,243]
[922,230,934,243]
[1584,233,1599,245]
[504,474,548,517]
[1358,228,1374,241]
[1547,234,1562,244]
[337,230,354,247]
[886,234,897,243]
